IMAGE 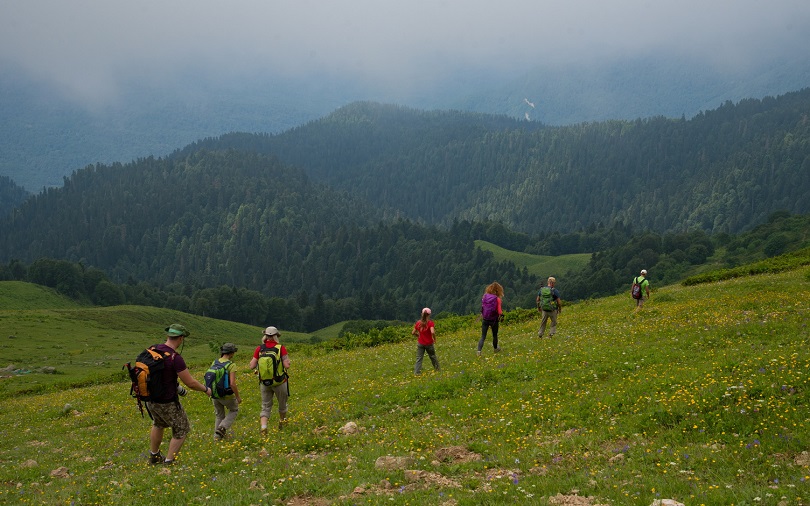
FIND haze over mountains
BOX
[2,53,810,193]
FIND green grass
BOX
[475,240,591,277]
[310,320,347,341]
[1,266,810,505]
[0,281,83,310]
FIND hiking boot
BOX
[149,451,164,465]
[215,427,226,440]
[261,427,268,437]
[163,459,174,466]
[476,350,481,357]
[494,347,501,353]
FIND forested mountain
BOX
[183,89,810,235]
[0,176,28,217]
[2,55,809,193]
[0,150,538,319]
[2,88,810,327]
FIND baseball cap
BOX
[422,307,431,315]
[165,324,190,337]
[640,269,648,275]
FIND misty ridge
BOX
[1,52,810,193]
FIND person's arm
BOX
[430,323,435,341]
[282,354,291,369]
[496,297,503,315]
[555,291,562,312]
[536,294,541,311]
[178,368,211,396]
[229,369,241,403]
[412,324,419,337]
[248,357,258,370]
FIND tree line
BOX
[3,212,806,332]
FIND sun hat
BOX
[165,324,190,337]
[220,342,238,354]
[422,307,431,315]
[263,326,281,341]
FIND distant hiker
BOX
[412,307,440,374]
[206,342,242,440]
[477,282,504,356]
[249,326,291,436]
[146,324,212,466]
[631,269,651,312]
[536,277,562,338]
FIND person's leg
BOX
[149,426,164,454]
[165,436,186,462]
[221,397,239,430]
[426,345,440,371]
[213,399,226,431]
[477,321,489,352]
[275,383,289,430]
[415,344,426,374]
[538,312,549,337]
[164,404,191,462]
[492,321,500,350]
[260,384,274,434]
[549,310,558,336]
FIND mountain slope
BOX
[184,91,810,234]
[1,262,808,504]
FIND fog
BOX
[3,0,809,106]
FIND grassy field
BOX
[1,266,809,505]
[475,240,591,278]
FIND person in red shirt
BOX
[248,326,291,435]
[412,307,440,375]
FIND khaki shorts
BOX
[147,401,190,439]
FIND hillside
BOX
[0,152,540,321]
[0,299,267,399]
[474,240,591,278]
[1,261,808,504]
[182,90,810,235]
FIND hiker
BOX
[536,276,562,338]
[631,269,651,312]
[248,326,291,435]
[412,307,440,374]
[477,281,504,356]
[147,324,212,466]
[208,343,242,440]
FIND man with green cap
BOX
[207,342,242,440]
[147,324,212,466]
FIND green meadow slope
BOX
[1,267,809,505]
[475,240,591,278]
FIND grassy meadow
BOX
[474,240,591,278]
[1,266,809,505]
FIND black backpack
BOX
[124,345,174,418]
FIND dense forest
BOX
[180,89,810,235]
[2,90,810,330]
[2,212,807,333]
[0,176,27,217]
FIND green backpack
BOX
[257,343,288,387]
[204,359,233,399]
[539,286,556,311]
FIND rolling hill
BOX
[1,255,808,504]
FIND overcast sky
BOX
[2,0,810,105]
